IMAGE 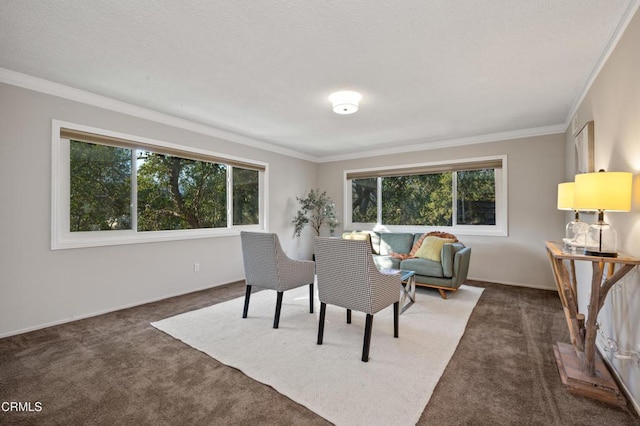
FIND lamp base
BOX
[584,249,618,258]
[584,217,617,258]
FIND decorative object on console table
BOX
[574,121,594,174]
[573,170,632,257]
[557,182,588,252]
[545,241,640,406]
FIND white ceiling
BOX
[0,1,637,160]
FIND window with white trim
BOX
[52,120,267,249]
[344,156,507,236]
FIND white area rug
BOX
[152,284,483,426]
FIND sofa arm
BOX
[441,242,465,277]
[452,247,471,284]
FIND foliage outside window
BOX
[381,173,453,226]
[70,142,132,231]
[456,169,496,225]
[347,157,506,236]
[136,151,230,231]
[53,121,265,249]
[351,178,376,223]
[232,168,260,226]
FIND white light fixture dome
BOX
[329,91,362,114]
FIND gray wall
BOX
[566,8,640,411]
[0,83,317,337]
[317,133,567,289]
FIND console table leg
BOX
[544,241,639,407]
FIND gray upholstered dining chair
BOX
[313,237,401,362]
[240,231,315,328]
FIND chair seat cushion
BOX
[400,257,444,278]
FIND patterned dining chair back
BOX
[240,231,315,328]
[313,237,401,362]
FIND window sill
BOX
[345,223,507,237]
[51,225,263,250]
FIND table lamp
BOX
[573,170,632,257]
[557,182,588,252]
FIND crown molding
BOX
[316,124,566,163]
[564,0,640,129]
[0,67,583,165]
[0,67,318,163]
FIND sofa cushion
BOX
[391,233,429,261]
[415,236,455,262]
[377,232,414,256]
[400,257,444,278]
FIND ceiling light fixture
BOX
[329,91,362,115]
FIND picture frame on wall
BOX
[574,121,594,174]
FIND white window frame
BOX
[51,120,268,250]
[344,155,508,237]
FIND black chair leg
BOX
[346,309,352,324]
[242,285,252,318]
[362,314,374,362]
[393,301,399,338]
[273,291,283,329]
[317,302,326,344]
[309,283,314,313]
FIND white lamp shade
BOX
[557,182,575,210]
[573,171,632,212]
[329,91,362,115]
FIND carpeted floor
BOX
[1,280,638,425]
[151,284,483,425]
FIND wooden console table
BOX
[545,241,639,406]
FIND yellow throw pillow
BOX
[414,236,455,262]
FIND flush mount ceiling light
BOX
[329,91,362,114]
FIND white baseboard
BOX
[0,278,244,339]
[466,275,556,291]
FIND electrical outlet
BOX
[194,263,200,272]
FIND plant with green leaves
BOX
[292,188,338,237]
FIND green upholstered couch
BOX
[343,231,471,299]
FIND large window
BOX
[53,120,266,249]
[346,156,507,236]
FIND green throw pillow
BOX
[414,236,455,262]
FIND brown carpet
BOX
[1,280,638,425]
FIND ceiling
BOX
[0,1,637,161]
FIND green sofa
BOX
[344,231,471,299]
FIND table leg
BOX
[400,275,416,313]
